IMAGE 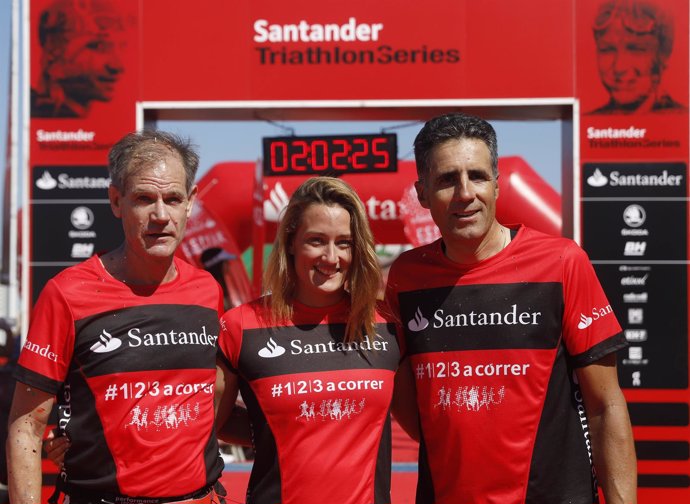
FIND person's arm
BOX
[391,357,420,441]
[215,360,251,446]
[576,353,637,504]
[217,404,252,447]
[214,365,225,412]
[7,382,54,504]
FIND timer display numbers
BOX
[262,133,398,176]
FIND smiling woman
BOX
[264,176,382,341]
[289,204,352,308]
[214,176,412,504]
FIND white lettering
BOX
[609,170,682,187]
[573,384,597,487]
[290,339,303,354]
[254,18,384,43]
[473,363,530,377]
[57,384,72,433]
[591,305,613,321]
[127,326,217,348]
[36,129,96,142]
[335,379,383,391]
[289,335,389,355]
[433,305,542,328]
[366,196,399,220]
[586,126,646,139]
[57,173,110,189]
[23,341,58,362]
[621,274,648,286]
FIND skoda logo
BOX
[71,206,95,230]
[623,204,646,228]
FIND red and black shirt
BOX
[386,225,626,504]
[218,298,400,504]
[15,255,224,498]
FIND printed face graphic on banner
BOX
[31,0,127,119]
[590,0,687,114]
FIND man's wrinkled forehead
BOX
[41,0,123,45]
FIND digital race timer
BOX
[262,133,397,176]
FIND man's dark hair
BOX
[108,130,199,193]
[413,113,498,180]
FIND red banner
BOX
[139,0,574,101]
[29,0,138,165]
[577,0,689,161]
[576,2,690,500]
[18,2,690,500]
[28,0,139,306]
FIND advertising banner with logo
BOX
[577,0,689,161]
[139,0,574,101]
[18,0,690,501]
[577,0,690,497]
[28,0,138,303]
[30,165,123,304]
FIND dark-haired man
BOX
[388,113,637,503]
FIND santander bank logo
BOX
[258,337,286,358]
[577,314,593,330]
[264,183,290,222]
[90,329,122,353]
[586,168,608,187]
[36,171,58,190]
[407,307,429,332]
[578,304,614,330]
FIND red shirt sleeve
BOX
[16,279,76,392]
[560,242,624,361]
[384,259,408,359]
[218,304,245,371]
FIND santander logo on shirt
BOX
[406,304,542,332]
[577,304,614,330]
[23,340,58,362]
[89,326,218,354]
[90,329,122,353]
[408,307,430,332]
[257,335,390,358]
[258,337,286,358]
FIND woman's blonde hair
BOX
[263,176,382,342]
